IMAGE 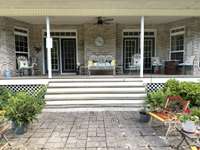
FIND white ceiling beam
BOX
[1,9,200,16]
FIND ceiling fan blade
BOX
[103,18,114,22]
[104,22,111,25]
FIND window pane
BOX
[15,33,29,69]
[15,35,28,53]
[171,52,184,63]
[171,34,184,51]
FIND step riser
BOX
[46,100,145,105]
[43,107,143,112]
[45,94,146,100]
[46,88,146,94]
[48,82,144,87]
[45,103,145,108]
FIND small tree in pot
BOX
[5,92,44,134]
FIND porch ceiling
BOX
[10,16,190,25]
[0,0,200,16]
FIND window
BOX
[170,27,185,63]
[14,27,29,69]
[123,30,155,71]
[44,31,76,37]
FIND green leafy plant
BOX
[179,82,200,107]
[162,80,200,107]
[34,86,47,106]
[178,114,199,123]
[0,88,14,110]
[191,107,200,119]
[163,79,180,96]
[146,89,166,111]
[5,92,44,126]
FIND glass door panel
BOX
[44,38,60,73]
[144,38,155,71]
[61,38,76,73]
[123,38,139,71]
[123,37,155,72]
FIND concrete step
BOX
[45,93,146,100]
[46,87,146,94]
[45,100,144,105]
[48,82,144,87]
[44,77,146,112]
[43,107,143,112]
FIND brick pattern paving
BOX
[6,112,184,150]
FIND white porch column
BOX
[46,16,52,78]
[140,16,144,78]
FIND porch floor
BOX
[3,74,200,79]
[5,111,185,150]
[1,74,200,85]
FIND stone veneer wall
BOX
[0,17,33,77]
[83,24,116,65]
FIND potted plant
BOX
[5,92,44,134]
[178,114,199,133]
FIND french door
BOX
[123,37,139,70]
[144,38,155,70]
[61,39,76,73]
[123,37,155,72]
[44,37,77,73]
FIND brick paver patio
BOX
[5,112,184,150]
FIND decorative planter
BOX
[14,124,27,135]
[11,120,17,131]
[182,120,196,133]
[139,111,151,122]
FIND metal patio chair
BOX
[129,54,140,74]
[17,56,36,76]
[178,55,195,74]
[151,57,163,74]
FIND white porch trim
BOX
[0,77,199,85]
[46,16,52,78]
[1,9,200,17]
[140,16,144,78]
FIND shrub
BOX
[34,86,47,106]
[5,92,44,126]
[162,80,200,107]
[146,89,166,111]
[0,88,14,110]
[179,82,200,107]
[191,107,200,119]
[163,79,180,96]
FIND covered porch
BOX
[0,15,200,78]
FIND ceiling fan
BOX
[95,16,114,25]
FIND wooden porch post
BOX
[46,16,52,78]
[140,16,144,78]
